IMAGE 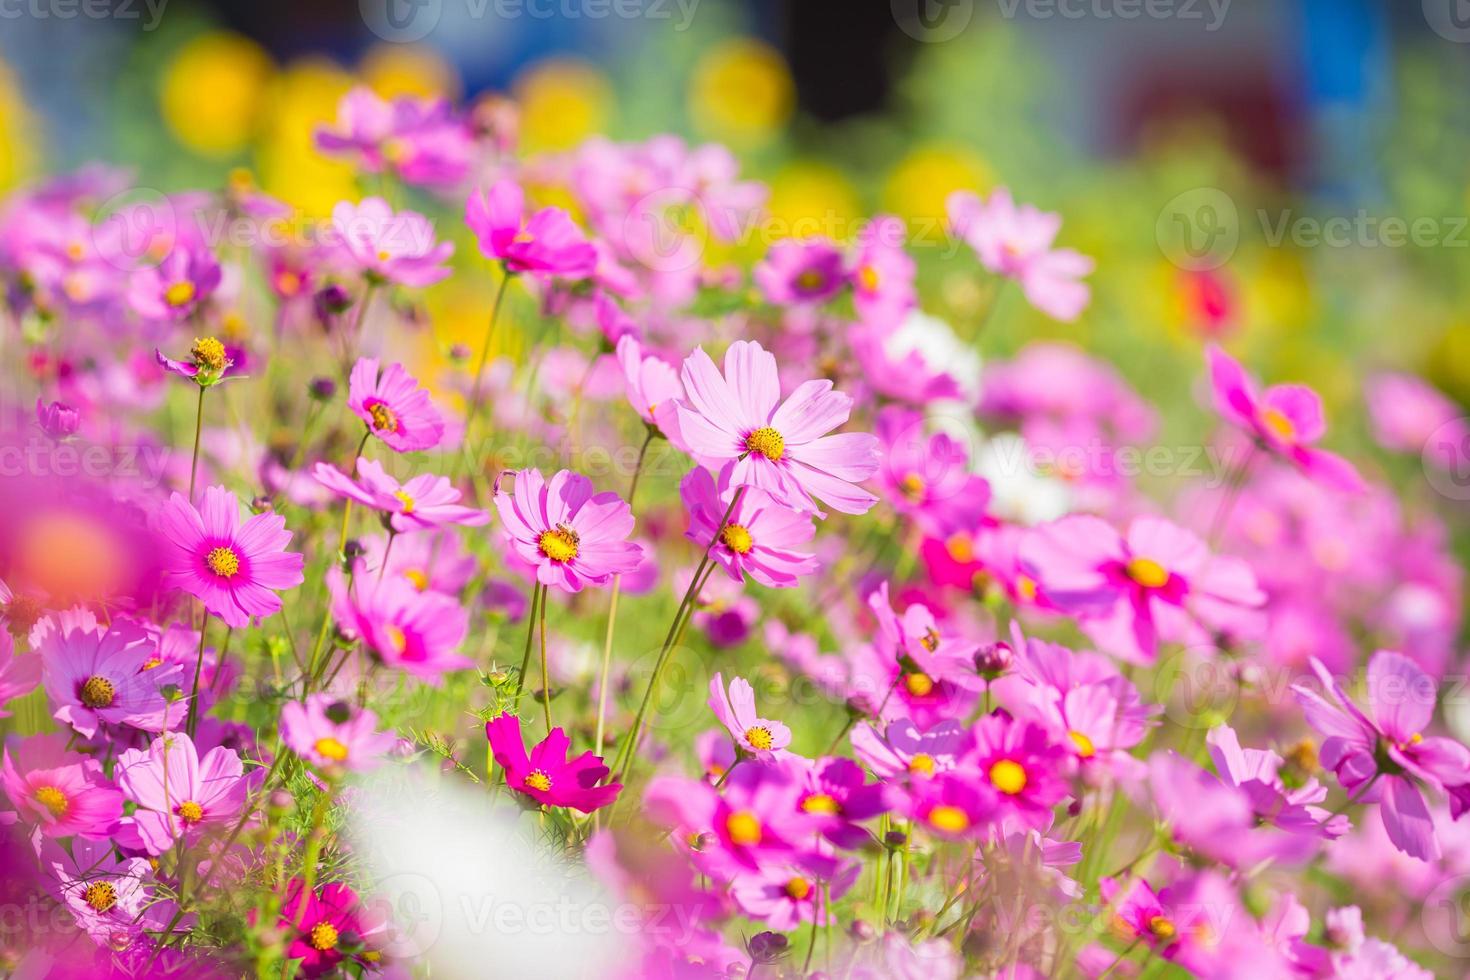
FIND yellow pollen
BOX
[165,281,197,307]
[920,628,940,653]
[1408,732,1424,746]
[801,793,841,815]
[725,810,762,845]
[141,658,163,671]
[276,270,301,295]
[1017,576,1039,602]
[1260,408,1296,443]
[314,737,349,762]
[720,523,754,555]
[744,726,775,751]
[206,546,240,578]
[538,525,580,563]
[524,769,553,792]
[403,568,430,591]
[857,265,880,292]
[34,785,69,818]
[796,269,827,292]
[376,249,392,263]
[1069,730,1097,758]
[82,881,117,913]
[744,427,785,462]
[900,473,926,500]
[784,877,811,900]
[368,402,399,433]
[1149,915,1176,940]
[928,804,970,833]
[904,673,934,697]
[945,532,973,563]
[384,624,408,653]
[177,800,203,823]
[309,921,340,952]
[908,753,936,775]
[1126,557,1170,590]
[393,490,416,514]
[80,675,116,709]
[989,759,1028,795]
[66,241,86,261]
[190,336,225,370]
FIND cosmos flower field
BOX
[1,69,1469,980]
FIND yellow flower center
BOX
[393,490,416,514]
[165,281,197,308]
[725,810,762,845]
[177,800,203,823]
[376,249,392,263]
[206,546,241,578]
[314,737,350,762]
[1149,915,1176,940]
[720,523,754,555]
[191,336,225,370]
[744,427,785,462]
[83,881,117,913]
[35,785,69,818]
[525,769,553,792]
[989,759,1028,795]
[538,525,580,563]
[900,472,926,501]
[1125,557,1170,589]
[928,804,970,833]
[80,675,116,709]
[796,269,827,293]
[384,624,408,653]
[857,264,880,292]
[784,877,811,900]
[1261,408,1296,443]
[801,793,841,815]
[309,921,340,952]
[945,532,973,563]
[368,402,399,433]
[276,270,302,296]
[142,658,163,670]
[1069,730,1096,758]
[908,753,935,775]
[403,568,430,591]
[744,725,774,751]
[1017,576,1039,602]
[903,673,934,697]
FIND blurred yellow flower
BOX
[690,39,793,148]
[160,32,274,158]
[764,162,860,246]
[883,144,990,241]
[361,44,460,100]
[256,58,357,218]
[0,56,36,193]
[514,60,612,153]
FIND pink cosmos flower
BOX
[731,859,859,931]
[155,335,237,387]
[485,713,622,813]
[1366,371,1470,456]
[849,215,916,325]
[708,672,792,759]
[129,243,221,321]
[155,485,305,629]
[465,180,597,277]
[874,406,991,538]
[850,717,968,781]
[1206,345,1364,491]
[277,878,386,978]
[347,357,446,452]
[681,467,818,589]
[282,694,398,774]
[332,196,452,287]
[645,764,814,876]
[946,187,1093,321]
[788,756,889,849]
[114,731,247,855]
[1022,514,1265,663]
[40,836,172,948]
[906,772,994,839]
[869,581,983,693]
[315,87,472,187]
[34,398,79,440]
[330,571,470,682]
[1,733,122,838]
[1293,651,1470,860]
[964,713,1070,829]
[753,239,846,306]
[39,621,183,736]
[313,458,489,532]
[615,334,684,436]
[361,528,476,596]
[674,340,881,516]
[0,631,40,716]
[493,468,644,593]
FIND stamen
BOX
[928,804,970,833]
[368,401,400,433]
[177,800,203,823]
[903,673,934,697]
[190,336,225,370]
[744,427,785,462]
[725,810,762,845]
[166,282,197,308]
[314,737,349,762]
[801,793,841,815]
[309,921,340,952]
[1125,557,1169,590]
[524,769,553,792]
[908,753,935,775]
[743,725,774,751]
[857,265,880,292]
[1069,730,1096,758]
[783,877,811,900]
[1148,915,1176,940]
[1260,408,1296,443]
[34,785,69,818]
[80,676,115,709]
[720,523,754,555]
[394,490,416,514]
[403,568,430,591]
[82,881,118,913]
[989,759,1028,795]
[538,525,580,563]
[206,546,240,578]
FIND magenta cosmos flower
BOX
[680,467,818,589]
[330,572,470,683]
[281,694,398,774]
[674,340,880,516]
[1294,651,1470,861]
[155,485,305,628]
[1022,514,1265,663]
[155,335,235,387]
[348,357,446,453]
[465,179,597,277]
[128,243,221,321]
[331,196,453,287]
[114,731,247,855]
[313,458,488,532]
[946,187,1093,321]
[493,468,644,593]
[753,238,846,306]
[0,631,40,717]
[849,214,916,325]
[41,836,172,948]
[485,713,622,813]
[1,732,122,838]
[1206,345,1364,492]
[616,334,684,436]
[315,87,472,187]
[277,878,386,978]
[708,672,792,760]
[39,621,183,737]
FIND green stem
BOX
[187,384,205,502]
[186,610,209,738]
[538,577,552,733]
[462,270,512,471]
[513,583,544,705]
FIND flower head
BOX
[485,713,622,813]
[39,621,183,736]
[708,672,792,759]
[493,468,644,593]
[1,733,123,838]
[278,879,385,978]
[680,467,818,589]
[115,731,247,855]
[465,179,597,277]
[754,238,846,306]
[313,458,489,533]
[332,196,453,287]
[348,357,446,452]
[156,336,236,387]
[947,187,1093,321]
[330,571,470,683]
[129,243,221,321]
[282,694,399,774]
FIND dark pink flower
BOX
[485,712,622,813]
[278,878,386,978]
[680,467,818,589]
[313,458,489,532]
[753,239,845,306]
[348,357,446,452]
[1,733,122,838]
[129,244,221,321]
[330,571,470,682]
[465,179,596,277]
